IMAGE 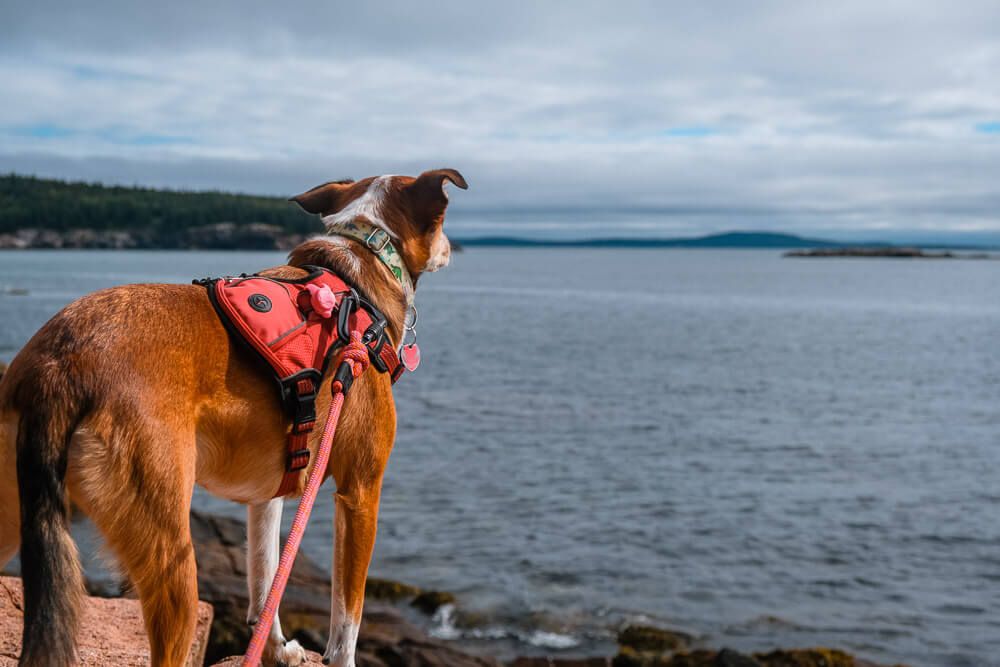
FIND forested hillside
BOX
[0,174,312,234]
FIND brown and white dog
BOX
[0,168,467,667]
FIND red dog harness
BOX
[197,266,402,497]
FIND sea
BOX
[1,248,998,667]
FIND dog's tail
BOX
[15,383,86,667]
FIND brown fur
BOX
[0,169,465,666]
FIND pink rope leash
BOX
[243,332,371,666]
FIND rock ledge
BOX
[0,576,213,666]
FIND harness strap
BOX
[272,323,402,498]
[243,331,372,666]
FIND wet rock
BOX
[411,590,457,615]
[511,657,611,667]
[615,646,901,667]
[613,646,656,667]
[367,577,422,602]
[714,649,762,667]
[666,650,754,667]
[613,624,693,667]
[752,649,854,667]
[618,625,690,653]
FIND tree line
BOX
[0,173,315,235]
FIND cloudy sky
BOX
[3,1,999,240]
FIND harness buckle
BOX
[287,448,311,472]
[365,228,390,253]
[279,371,322,427]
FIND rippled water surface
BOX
[1,249,998,667]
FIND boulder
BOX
[411,590,457,615]
[0,576,213,666]
[618,625,691,653]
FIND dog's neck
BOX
[287,236,409,347]
[322,219,416,304]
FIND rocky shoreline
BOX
[0,225,310,250]
[3,366,905,665]
[0,357,907,667]
[0,226,469,252]
[62,510,902,667]
[0,508,908,666]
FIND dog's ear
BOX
[290,179,355,215]
[405,169,468,227]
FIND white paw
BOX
[267,639,307,667]
[321,645,355,667]
[323,621,359,667]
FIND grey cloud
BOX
[2,1,999,234]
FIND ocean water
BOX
[1,248,998,667]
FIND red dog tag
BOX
[400,343,421,372]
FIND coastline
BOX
[2,506,907,667]
[2,227,997,254]
[0,356,910,666]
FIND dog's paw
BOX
[321,646,355,667]
[267,639,307,667]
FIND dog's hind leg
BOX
[70,421,200,667]
[0,413,19,570]
[247,498,307,667]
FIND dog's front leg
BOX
[247,498,307,667]
[324,486,381,667]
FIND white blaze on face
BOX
[322,175,397,237]
[424,230,451,272]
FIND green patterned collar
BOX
[326,219,415,305]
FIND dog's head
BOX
[291,169,467,279]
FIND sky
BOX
[2,1,1000,240]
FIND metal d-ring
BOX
[404,304,418,331]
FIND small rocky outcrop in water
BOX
[784,247,994,259]
[411,590,457,615]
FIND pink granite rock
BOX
[0,576,212,666]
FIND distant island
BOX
[456,231,846,249]
[1,174,996,253]
[786,247,995,259]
